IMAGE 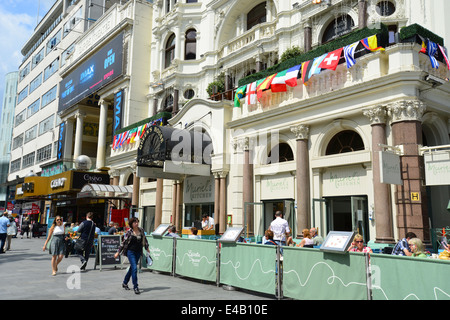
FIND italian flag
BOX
[270,64,301,92]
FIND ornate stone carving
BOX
[363,105,388,124]
[387,100,426,123]
[290,124,310,140]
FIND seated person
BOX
[348,234,373,253]
[264,230,277,246]
[188,227,201,239]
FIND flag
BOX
[246,81,257,105]
[301,60,312,85]
[344,41,359,68]
[361,35,385,52]
[319,48,343,71]
[426,39,439,69]
[438,44,450,70]
[256,74,276,101]
[270,69,289,92]
[129,129,138,144]
[112,135,118,150]
[308,53,327,79]
[234,85,246,107]
[284,64,301,87]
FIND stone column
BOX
[219,171,228,234]
[155,178,164,228]
[172,88,179,115]
[304,20,312,52]
[387,100,430,242]
[214,173,220,226]
[73,111,86,159]
[291,124,310,236]
[132,165,140,208]
[242,137,254,235]
[175,178,184,232]
[363,106,395,243]
[153,98,158,116]
[96,100,108,169]
[358,0,367,29]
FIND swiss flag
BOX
[319,48,343,71]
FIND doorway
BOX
[324,196,369,243]
[142,206,155,234]
[263,199,295,237]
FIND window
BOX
[44,58,59,81]
[42,85,58,108]
[165,34,176,68]
[17,86,29,104]
[322,15,355,43]
[63,6,83,37]
[247,2,267,31]
[24,125,37,144]
[15,110,26,127]
[376,1,396,16]
[32,48,44,69]
[163,94,174,112]
[184,89,195,99]
[12,134,23,150]
[325,130,364,155]
[46,29,62,55]
[185,29,197,60]
[267,143,294,164]
[36,144,52,163]
[60,44,75,67]
[186,0,197,2]
[29,73,42,93]
[22,152,35,169]
[10,158,21,173]
[19,62,31,82]
[27,99,40,119]
[39,114,55,136]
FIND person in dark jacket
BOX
[76,212,96,271]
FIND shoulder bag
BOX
[74,221,94,252]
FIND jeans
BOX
[0,233,6,252]
[124,250,141,289]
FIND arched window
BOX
[247,2,267,31]
[185,29,197,60]
[376,1,396,16]
[267,143,294,164]
[165,34,176,68]
[322,15,354,43]
[163,94,174,112]
[325,130,364,155]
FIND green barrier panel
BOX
[145,236,174,273]
[220,243,277,295]
[283,247,368,300]
[175,238,217,282]
[370,254,450,300]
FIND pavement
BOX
[0,235,275,302]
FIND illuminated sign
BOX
[113,90,123,134]
[59,32,123,112]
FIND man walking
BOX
[269,211,290,246]
[0,211,11,253]
[76,212,96,270]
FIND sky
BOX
[0,0,56,110]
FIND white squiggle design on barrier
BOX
[284,261,367,289]
[176,250,216,267]
[221,259,276,281]
[372,285,450,300]
[149,246,172,260]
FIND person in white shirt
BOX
[269,211,290,246]
[201,214,215,230]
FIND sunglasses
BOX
[355,240,364,243]
[56,219,62,221]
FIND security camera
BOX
[424,75,446,87]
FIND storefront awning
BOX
[77,184,133,199]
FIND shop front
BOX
[183,175,215,228]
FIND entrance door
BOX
[142,206,155,234]
[263,199,295,237]
[312,198,329,238]
[325,196,369,243]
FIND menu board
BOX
[98,235,121,269]
[219,227,244,243]
[320,231,355,254]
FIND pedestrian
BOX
[108,221,116,235]
[392,232,417,256]
[6,215,17,251]
[269,211,290,246]
[0,211,10,253]
[347,234,373,253]
[408,237,428,258]
[76,212,96,271]
[114,217,150,294]
[21,216,30,239]
[43,216,67,276]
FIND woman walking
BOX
[43,216,67,276]
[114,217,150,294]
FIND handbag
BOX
[74,221,94,252]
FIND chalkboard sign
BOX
[98,235,121,270]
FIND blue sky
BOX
[0,0,56,109]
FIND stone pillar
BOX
[388,100,430,242]
[291,124,310,236]
[358,0,367,29]
[73,111,86,159]
[155,178,164,228]
[132,166,140,208]
[214,173,220,225]
[242,137,254,235]
[219,171,227,234]
[304,20,312,52]
[153,98,158,116]
[171,182,177,225]
[175,179,183,232]
[96,100,108,169]
[172,88,179,115]
[363,106,395,243]
[64,118,74,160]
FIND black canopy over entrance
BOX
[137,125,213,168]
